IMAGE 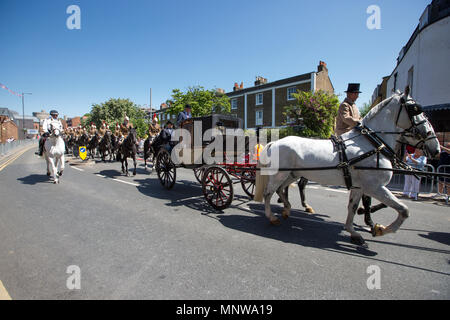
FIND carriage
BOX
[153,114,257,210]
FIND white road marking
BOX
[325,188,347,194]
[96,174,139,186]
[71,166,84,172]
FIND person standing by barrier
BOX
[437,142,450,196]
[403,148,427,200]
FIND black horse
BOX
[143,136,157,170]
[98,131,113,162]
[87,133,100,159]
[117,128,138,176]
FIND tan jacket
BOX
[335,98,361,136]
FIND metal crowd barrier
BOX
[0,139,37,156]
[436,165,450,204]
[387,164,435,194]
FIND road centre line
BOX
[95,174,139,186]
[0,144,36,172]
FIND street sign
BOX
[79,146,87,160]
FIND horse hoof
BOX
[282,209,290,220]
[270,218,281,226]
[47,172,51,176]
[357,208,365,215]
[133,172,136,176]
[350,235,367,247]
[371,224,386,237]
[305,207,315,214]
[58,171,63,176]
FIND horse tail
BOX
[253,142,274,203]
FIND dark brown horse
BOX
[143,135,157,170]
[87,133,100,159]
[117,128,137,176]
[98,131,113,162]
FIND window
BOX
[231,99,238,110]
[256,93,263,105]
[393,73,398,92]
[407,66,414,95]
[255,110,263,126]
[287,87,297,100]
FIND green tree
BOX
[359,102,372,118]
[166,86,231,117]
[283,90,340,139]
[84,98,147,137]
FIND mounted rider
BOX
[334,83,373,226]
[89,122,97,137]
[118,115,134,146]
[98,120,109,137]
[38,110,63,156]
[148,116,161,138]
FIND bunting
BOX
[0,83,22,97]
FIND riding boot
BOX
[38,138,44,156]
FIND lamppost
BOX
[21,92,32,139]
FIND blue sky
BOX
[0,0,430,118]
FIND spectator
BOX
[437,142,450,196]
[403,148,427,200]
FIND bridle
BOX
[394,97,437,151]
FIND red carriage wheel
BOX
[193,166,206,183]
[240,169,256,199]
[202,166,234,210]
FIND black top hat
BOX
[345,83,362,93]
[185,104,192,109]
[166,120,173,125]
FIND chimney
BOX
[254,76,267,86]
[233,82,239,92]
[216,88,225,94]
[318,61,328,73]
[240,82,244,89]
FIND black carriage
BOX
[154,114,257,210]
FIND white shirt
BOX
[42,117,63,133]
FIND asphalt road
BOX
[0,149,449,300]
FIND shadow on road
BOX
[212,203,378,257]
[418,232,450,247]
[17,174,51,185]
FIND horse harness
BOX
[331,98,430,190]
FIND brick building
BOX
[225,61,334,129]
[0,115,19,143]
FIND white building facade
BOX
[386,1,450,108]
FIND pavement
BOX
[0,148,449,300]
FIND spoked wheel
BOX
[240,169,256,199]
[202,166,234,210]
[193,166,206,183]
[155,149,176,190]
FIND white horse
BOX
[44,124,66,184]
[254,92,440,246]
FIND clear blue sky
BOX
[0,0,430,118]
